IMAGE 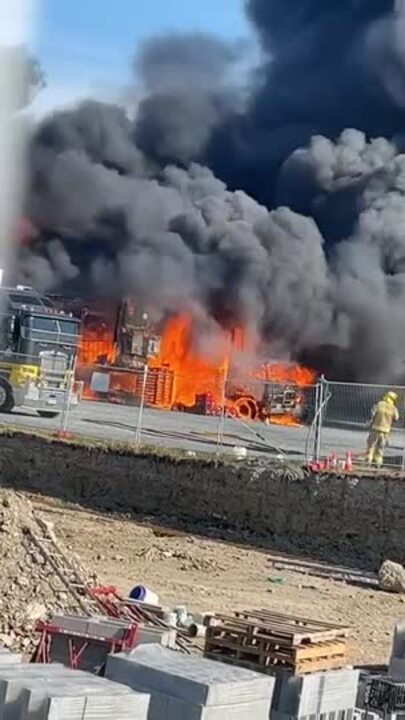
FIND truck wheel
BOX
[37,411,60,419]
[0,379,14,413]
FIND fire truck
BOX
[0,286,81,416]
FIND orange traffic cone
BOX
[329,452,338,470]
[52,430,73,440]
[344,451,353,472]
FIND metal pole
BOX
[216,367,228,455]
[315,375,327,462]
[309,381,320,462]
[314,375,325,462]
[60,354,76,435]
[135,362,148,446]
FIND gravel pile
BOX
[0,490,96,654]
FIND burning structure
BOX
[49,295,316,425]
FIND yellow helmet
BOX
[385,391,398,404]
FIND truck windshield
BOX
[29,316,79,335]
[21,315,80,338]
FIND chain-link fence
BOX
[4,355,405,468]
[316,379,405,468]
[214,376,318,460]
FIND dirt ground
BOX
[30,493,405,668]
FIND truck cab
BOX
[0,286,81,416]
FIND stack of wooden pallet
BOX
[204,609,350,675]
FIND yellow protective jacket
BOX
[371,400,399,434]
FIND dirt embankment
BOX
[0,431,403,569]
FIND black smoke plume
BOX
[20,4,405,381]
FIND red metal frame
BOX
[33,617,139,668]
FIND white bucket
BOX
[130,585,159,606]
[188,623,207,638]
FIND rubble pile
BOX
[0,490,96,652]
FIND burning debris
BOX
[67,300,316,426]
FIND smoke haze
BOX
[20,2,405,381]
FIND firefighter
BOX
[366,391,399,466]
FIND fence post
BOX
[59,354,76,436]
[313,374,327,462]
[216,367,228,456]
[135,362,148,446]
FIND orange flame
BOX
[79,327,116,366]
[150,315,228,407]
[258,362,317,387]
[77,309,316,422]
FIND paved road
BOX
[1,398,401,464]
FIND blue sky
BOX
[33,0,249,114]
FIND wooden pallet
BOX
[232,609,350,644]
[204,610,349,675]
[205,650,347,676]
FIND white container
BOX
[174,606,188,627]
[188,623,207,638]
[129,585,159,606]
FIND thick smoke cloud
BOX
[210,0,405,205]
[135,33,242,166]
[20,3,405,381]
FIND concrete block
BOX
[136,627,177,649]
[166,695,271,720]
[389,658,405,679]
[275,669,359,716]
[0,668,138,720]
[105,644,274,707]
[0,653,22,666]
[20,685,149,720]
[82,693,150,720]
[117,685,269,720]
[391,625,405,660]
[50,614,133,641]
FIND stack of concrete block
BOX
[272,668,359,720]
[0,663,150,719]
[105,643,275,720]
[389,624,405,678]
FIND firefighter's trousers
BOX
[367,429,388,466]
